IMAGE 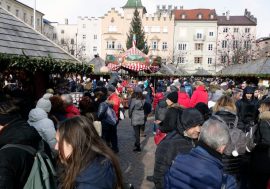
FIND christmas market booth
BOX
[0,7,92,98]
[105,46,160,75]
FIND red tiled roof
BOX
[217,16,257,26]
[174,9,217,20]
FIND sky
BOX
[19,0,270,38]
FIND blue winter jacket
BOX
[165,145,237,189]
[75,156,117,189]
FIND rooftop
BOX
[122,0,144,8]
[218,16,257,26]
[174,9,217,21]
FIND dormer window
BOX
[198,14,202,19]
[181,14,186,19]
[210,14,214,19]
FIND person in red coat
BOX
[61,94,80,118]
[153,88,164,110]
[178,86,191,108]
[190,81,208,108]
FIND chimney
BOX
[65,18,68,25]
[180,6,184,10]
[222,13,225,16]
[226,11,230,21]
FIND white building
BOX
[174,8,218,74]
[216,9,257,69]
[0,0,44,32]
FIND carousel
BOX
[105,45,160,74]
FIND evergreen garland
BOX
[126,8,149,54]
[0,53,93,74]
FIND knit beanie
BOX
[36,93,52,113]
[167,91,178,103]
[181,108,204,130]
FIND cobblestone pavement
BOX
[117,115,156,189]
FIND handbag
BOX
[105,105,117,126]
[154,129,167,145]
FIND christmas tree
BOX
[126,8,149,54]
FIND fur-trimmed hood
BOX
[259,111,270,120]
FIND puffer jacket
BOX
[190,85,208,107]
[153,92,164,110]
[28,108,56,150]
[165,143,237,189]
[214,110,246,177]
[0,117,42,189]
[159,104,182,133]
[155,99,168,121]
[129,98,145,126]
[178,91,191,108]
[74,156,117,189]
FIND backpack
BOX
[0,140,57,189]
[212,114,249,156]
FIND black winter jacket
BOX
[214,110,246,177]
[0,117,42,189]
[159,104,182,133]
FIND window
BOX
[210,14,214,19]
[208,58,213,64]
[245,28,250,33]
[198,14,202,19]
[222,40,227,48]
[233,40,238,49]
[151,26,160,33]
[208,44,213,51]
[221,56,227,63]
[61,30,64,34]
[37,18,40,26]
[194,57,202,64]
[70,49,75,55]
[23,13,27,22]
[71,39,74,45]
[177,57,185,64]
[108,25,117,32]
[152,41,158,50]
[244,40,251,49]
[181,14,186,19]
[234,28,239,33]
[196,33,202,39]
[178,43,187,51]
[82,24,86,28]
[53,33,57,40]
[93,35,97,40]
[60,38,65,44]
[195,43,203,51]
[82,46,86,51]
[243,57,248,63]
[223,27,228,33]
[30,16,33,26]
[209,31,214,37]
[7,5,10,11]
[82,35,86,40]
[93,46,97,52]
[163,26,168,33]
[162,42,168,50]
[16,9,19,17]
[117,43,122,50]
[107,41,115,49]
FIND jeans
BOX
[102,122,119,152]
[133,125,143,148]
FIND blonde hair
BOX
[212,95,237,113]
[259,103,270,113]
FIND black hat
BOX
[260,97,270,104]
[181,108,204,130]
[244,86,254,94]
[167,91,178,103]
[195,102,211,121]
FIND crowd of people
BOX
[0,74,269,189]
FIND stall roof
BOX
[0,7,80,62]
[88,56,105,73]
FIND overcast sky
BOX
[19,0,270,38]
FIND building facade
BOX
[0,0,43,32]
[256,37,270,59]
[216,9,257,70]
[174,9,218,74]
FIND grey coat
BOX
[129,98,145,126]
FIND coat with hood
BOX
[214,109,246,178]
[129,98,145,126]
[0,117,42,189]
[178,91,191,108]
[28,108,56,150]
[153,108,202,189]
[190,85,208,107]
[74,156,117,189]
[236,86,259,131]
[153,92,164,110]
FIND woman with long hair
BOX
[55,116,123,189]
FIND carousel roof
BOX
[0,7,79,62]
